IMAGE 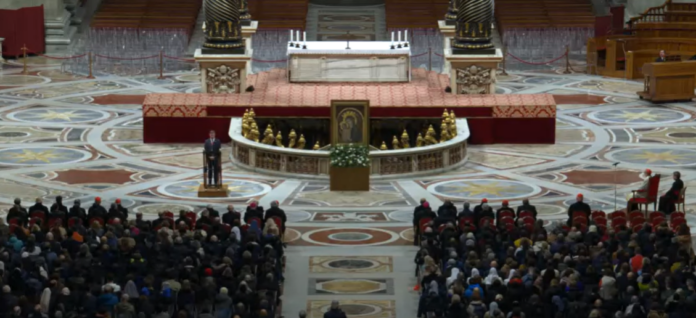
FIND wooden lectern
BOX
[198,150,229,197]
[638,61,696,102]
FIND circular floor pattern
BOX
[326,258,378,270]
[535,204,567,216]
[283,228,301,243]
[588,108,690,124]
[285,210,313,223]
[8,108,110,124]
[400,228,415,242]
[606,148,696,167]
[562,199,612,211]
[334,304,382,316]
[0,147,92,166]
[388,210,414,223]
[428,179,541,200]
[302,228,399,246]
[158,179,271,200]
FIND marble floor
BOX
[1,57,696,317]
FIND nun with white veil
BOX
[39,287,51,315]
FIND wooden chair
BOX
[609,210,627,221]
[649,211,665,221]
[518,210,534,220]
[674,187,687,212]
[591,211,606,220]
[498,210,514,220]
[630,174,661,213]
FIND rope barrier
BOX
[411,51,430,58]
[506,51,567,65]
[94,54,159,60]
[163,55,196,62]
[37,53,88,60]
[433,52,444,57]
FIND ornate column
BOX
[240,0,251,26]
[196,0,252,93]
[452,0,495,55]
[444,0,457,25]
[202,0,246,54]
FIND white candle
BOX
[303,31,306,42]
[405,30,408,42]
[398,31,401,42]
[296,31,300,42]
[391,32,394,43]
[290,29,293,42]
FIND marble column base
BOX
[45,10,77,53]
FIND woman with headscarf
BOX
[447,268,461,289]
[123,280,140,307]
[504,269,517,285]
[485,268,501,286]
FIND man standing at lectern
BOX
[205,130,222,187]
[655,50,667,63]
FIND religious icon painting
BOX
[331,100,370,146]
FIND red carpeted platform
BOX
[143,68,556,144]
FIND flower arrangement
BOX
[329,144,370,168]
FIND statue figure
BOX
[416,133,425,147]
[400,130,410,148]
[261,125,273,143]
[448,117,457,137]
[275,131,284,147]
[202,0,245,54]
[313,141,321,150]
[206,65,240,93]
[242,118,250,138]
[442,109,449,120]
[440,123,451,142]
[249,127,260,142]
[249,108,256,118]
[425,125,438,145]
[288,129,297,148]
[392,136,400,150]
[445,0,458,25]
[296,134,306,149]
[380,142,388,150]
[452,0,495,54]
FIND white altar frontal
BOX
[287,41,411,83]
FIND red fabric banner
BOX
[610,6,625,33]
[0,5,45,57]
[595,16,613,37]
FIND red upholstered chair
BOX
[499,216,515,228]
[649,211,665,221]
[591,211,606,220]
[632,223,644,232]
[28,217,42,228]
[671,217,686,230]
[571,211,588,225]
[419,217,432,233]
[674,187,687,213]
[48,217,62,228]
[479,217,494,228]
[88,217,104,227]
[163,211,175,219]
[631,216,646,228]
[199,223,211,232]
[519,211,534,220]
[458,216,474,228]
[222,224,232,234]
[594,217,608,226]
[609,211,627,221]
[498,210,514,220]
[630,174,661,213]
[629,211,644,221]
[68,217,82,228]
[185,211,197,224]
[671,212,686,222]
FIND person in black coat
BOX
[264,200,287,232]
[496,200,515,225]
[659,171,684,214]
[114,198,129,220]
[29,198,49,219]
[87,197,107,220]
[50,196,68,219]
[437,200,457,219]
[567,194,591,225]
[68,199,86,223]
[244,201,264,224]
[516,199,537,219]
[323,301,347,318]
[655,50,667,62]
[6,198,28,224]
[222,205,241,226]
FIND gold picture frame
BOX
[331,100,370,146]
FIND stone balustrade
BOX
[228,118,469,178]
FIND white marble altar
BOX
[287,41,411,82]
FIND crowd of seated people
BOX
[413,195,694,318]
[1,196,287,318]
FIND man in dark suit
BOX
[655,50,667,62]
[659,171,684,214]
[516,199,537,220]
[567,194,591,226]
[204,130,222,187]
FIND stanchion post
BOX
[563,45,571,74]
[501,46,509,76]
[428,47,432,72]
[21,44,28,75]
[158,49,164,79]
[87,52,95,79]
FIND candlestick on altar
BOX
[289,29,294,46]
[345,31,351,50]
[397,31,401,42]
[302,31,307,49]
[295,31,301,48]
[391,32,394,42]
[404,30,409,47]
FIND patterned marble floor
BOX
[1,58,696,317]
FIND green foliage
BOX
[329,144,370,167]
